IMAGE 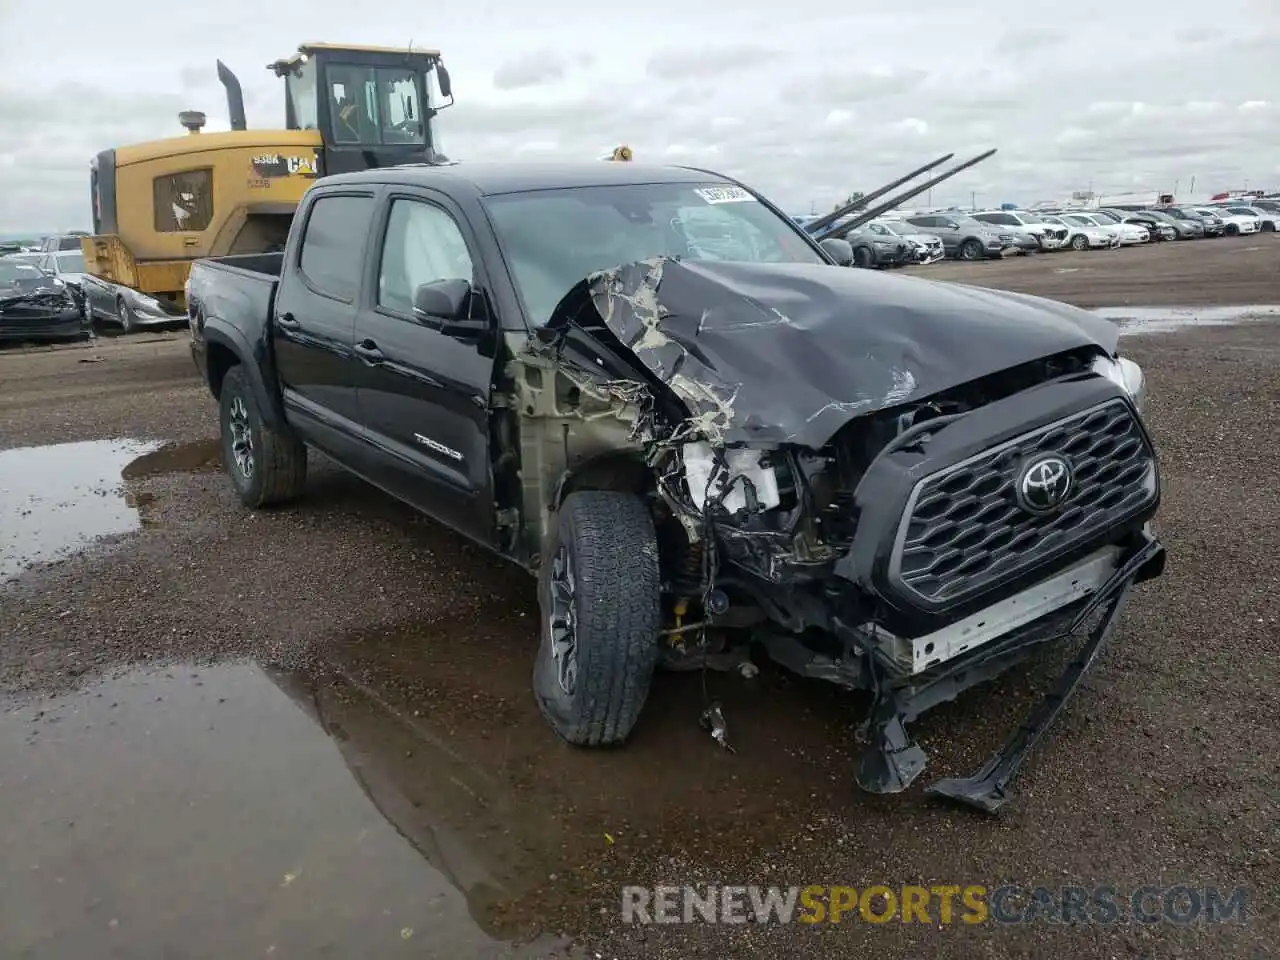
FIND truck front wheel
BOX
[218,365,307,508]
[534,490,662,747]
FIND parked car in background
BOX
[0,258,89,343]
[1041,214,1120,250]
[1163,206,1224,237]
[1072,212,1150,244]
[843,223,915,269]
[2,251,47,268]
[1104,210,1177,241]
[82,276,186,332]
[38,232,91,254]
[903,214,1013,260]
[1196,207,1260,235]
[37,249,91,318]
[971,210,1067,251]
[1140,209,1203,240]
[868,220,946,264]
[1217,205,1276,233]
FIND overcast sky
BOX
[0,0,1276,232]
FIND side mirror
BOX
[819,238,854,266]
[435,64,453,102]
[413,278,487,337]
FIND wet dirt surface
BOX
[0,663,571,959]
[925,231,1280,308]
[1,245,1278,959]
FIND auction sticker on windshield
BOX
[695,186,757,204]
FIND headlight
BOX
[1091,355,1147,411]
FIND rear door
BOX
[271,190,376,450]
[352,189,498,545]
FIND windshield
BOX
[57,252,85,272]
[1065,215,1095,227]
[326,63,425,146]
[483,182,826,326]
[0,261,44,284]
[1090,211,1119,223]
[1226,206,1257,216]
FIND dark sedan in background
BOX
[1163,206,1225,236]
[0,260,89,343]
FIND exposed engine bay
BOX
[507,255,1165,812]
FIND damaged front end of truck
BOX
[506,255,1165,813]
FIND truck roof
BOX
[322,161,732,197]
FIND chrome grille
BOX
[892,399,1156,604]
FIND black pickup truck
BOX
[187,161,1165,812]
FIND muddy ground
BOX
[1,237,1278,959]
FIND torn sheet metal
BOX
[558,257,1121,449]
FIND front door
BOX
[353,191,497,546]
[271,191,376,453]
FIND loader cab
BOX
[269,43,454,176]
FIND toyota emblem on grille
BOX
[1016,454,1074,514]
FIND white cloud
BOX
[0,0,1277,232]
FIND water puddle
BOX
[0,663,576,958]
[121,438,222,479]
[0,439,161,582]
[1094,304,1280,334]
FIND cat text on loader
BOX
[83,42,455,313]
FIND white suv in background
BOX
[971,210,1067,250]
[1195,207,1261,235]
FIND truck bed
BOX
[186,252,284,342]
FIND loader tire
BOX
[218,364,307,508]
[534,490,662,747]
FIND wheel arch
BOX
[201,322,285,429]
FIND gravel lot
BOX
[1,237,1277,959]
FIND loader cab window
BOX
[325,64,426,146]
[286,57,318,131]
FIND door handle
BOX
[276,312,300,329]
[354,339,384,364]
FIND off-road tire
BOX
[218,364,307,508]
[1071,234,1089,251]
[534,490,662,747]
[960,238,984,261]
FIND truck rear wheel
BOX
[533,490,662,747]
[218,365,307,508]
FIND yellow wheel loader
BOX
[83,43,455,312]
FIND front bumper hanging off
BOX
[854,532,1165,814]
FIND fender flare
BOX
[201,318,287,429]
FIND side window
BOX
[377,199,475,315]
[153,169,214,233]
[298,194,377,301]
[869,223,888,236]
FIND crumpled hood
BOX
[560,257,1120,449]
